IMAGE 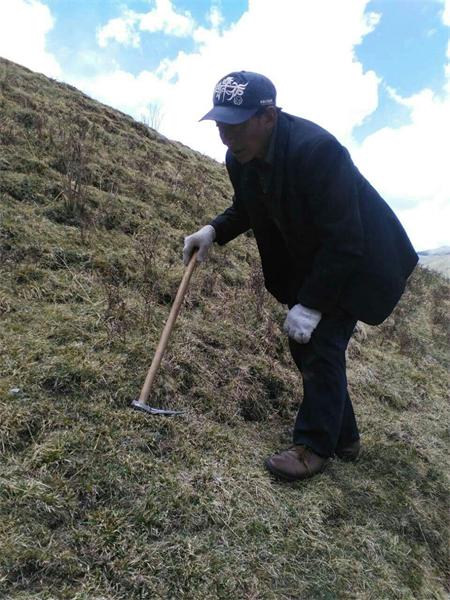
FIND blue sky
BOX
[0,0,449,250]
[44,1,449,104]
[354,0,449,140]
[44,1,247,72]
[43,0,249,78]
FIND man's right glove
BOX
[183,225,216,266]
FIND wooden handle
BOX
[138,251,198,403]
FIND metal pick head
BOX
[131,399,184,416]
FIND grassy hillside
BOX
[0,57,449,599]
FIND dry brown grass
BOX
[0,57,449,599]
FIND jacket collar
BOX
[271,111,290,203]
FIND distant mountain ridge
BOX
[418,245,450,256]
[417,246,450,278]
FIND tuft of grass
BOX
[0,57,449,599]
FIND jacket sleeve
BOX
[209,152,250,245]
[296,138,364,313]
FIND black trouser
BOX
[288,310,360,458]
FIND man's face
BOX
[216,109,275,164]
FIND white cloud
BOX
[352,89,450,250]
[74,0,382,191]
[97,10,140,48]
[442,0,450,25]
[193,2,224,44]
[0,0,60,77]
[97,0,195,48]
[354,88,449,201]
[395,198,450,252]
[111,0,380,158]
[443,0,450,63]
[73,69,168,119]
[139,0,194,36]
[351,3,450,250]
[207,4,224,29]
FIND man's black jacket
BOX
[210,111,418,325]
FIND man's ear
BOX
[264,106,278,127]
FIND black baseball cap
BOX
[200,71,277,125]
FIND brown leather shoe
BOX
[265,445,328,481]
[335,439,361,461]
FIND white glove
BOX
[283,303,322,344]
[183,225,216,265]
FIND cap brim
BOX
[199,105,258,124]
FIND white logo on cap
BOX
[214,76,248,105]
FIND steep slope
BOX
[1,58,449,599]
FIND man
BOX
[183,71,418,482]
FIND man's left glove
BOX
[283,303,322,344]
